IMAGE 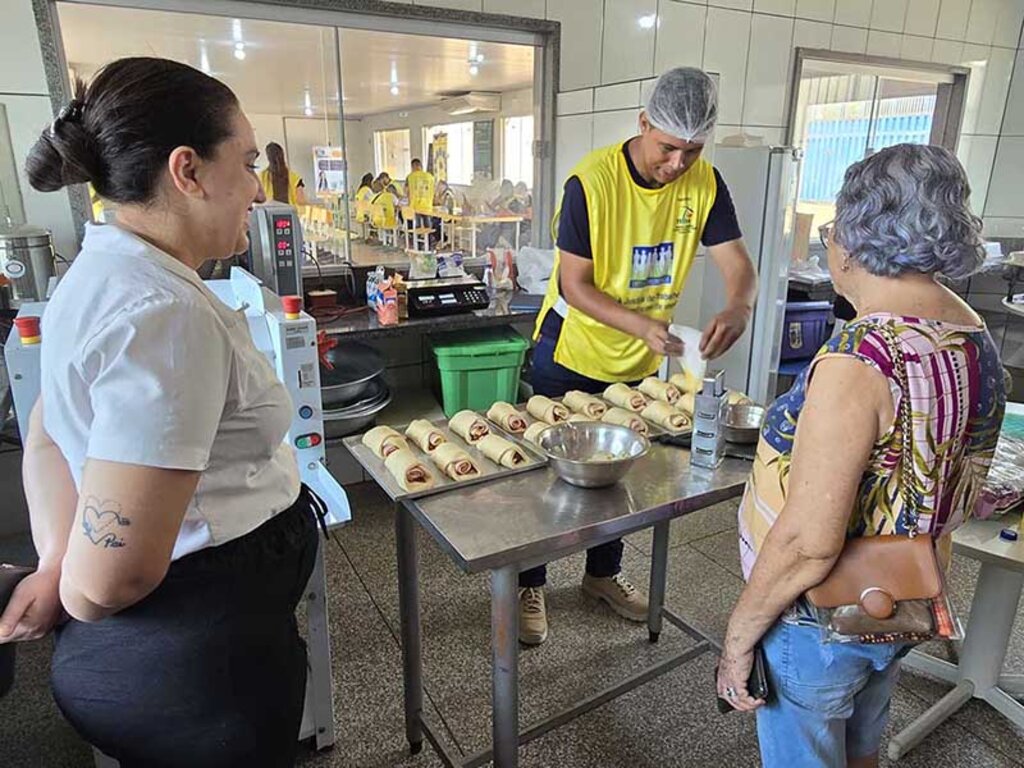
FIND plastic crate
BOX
[429,327,529,418]
[780,301,834,361]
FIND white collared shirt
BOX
[40,223,300,560]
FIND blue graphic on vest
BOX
[630,243,675,288]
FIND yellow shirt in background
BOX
[259,168,304,206]
[371,191,398,229]
[406,170,436,213]
[355,186,374,222]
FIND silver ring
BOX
[726,687,737,699]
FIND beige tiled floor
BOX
[2,483,1024,767]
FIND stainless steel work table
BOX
[390,445,751,767]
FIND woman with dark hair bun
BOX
[2,57,320,766]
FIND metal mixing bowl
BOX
[538,422,650,488]
[724,403,766,444]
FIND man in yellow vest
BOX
[523,67,757,645]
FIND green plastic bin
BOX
[430,327,529,417]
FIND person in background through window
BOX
[354,172,375,226]
[259,141,306,206]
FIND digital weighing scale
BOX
[407,275,490,317]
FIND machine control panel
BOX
[247,204,303,297]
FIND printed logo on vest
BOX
[630,243,675,289]
[675,202,697,235]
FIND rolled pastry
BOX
[641,401,692,431]
[477,434,528,468]
[602,407,649,436]
[430,443,481,480]
[405,419,447,452]
[669,369,703,396]
[449,410,491,444]
[567,414,592,423]
[677,392,696,416]
[603,383,647,412]
[384,448,435,492]
[486,402,529,434]
[639,377,682,405]
[523,422,551,446]
[362,426,409,459]
[563,390,608,418]
[527,395,570,425]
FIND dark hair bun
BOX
[26,102,104,193]
[24,58,239,204]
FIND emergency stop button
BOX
[295,433,322,449]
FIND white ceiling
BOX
[56,3,535,118]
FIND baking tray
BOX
[343,419,548,502]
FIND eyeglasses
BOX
[818,221,835,250]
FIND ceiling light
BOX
[235,42,245,51]
[469,64,479,76]
[234,46,246,61]
[638,14,657,29]
[232,19,243,43]
[390,85,399,96]
[304,106,314,116]
[476,53,485,63]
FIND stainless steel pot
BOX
[323,379,391,438]
[320,341,385,409]
[0,222,55,305]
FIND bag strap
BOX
[872,322,921,536]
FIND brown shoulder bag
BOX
[805,322,952,644]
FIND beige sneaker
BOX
[582,574,649,622]
[518,587,548,645]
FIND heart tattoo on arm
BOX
[82,497,131,549]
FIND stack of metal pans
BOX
[320,341,391,438]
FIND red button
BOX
[282,295,303,314]
[14,316,40,339]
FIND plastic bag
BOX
[976,434,1024,519]
[516,246,555,295]
[811,591,963,645]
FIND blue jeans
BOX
[756,619,909,767]
[520,331,627,588]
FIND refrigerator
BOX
[697,145,802,405]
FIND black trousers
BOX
[51,487,319,768]
[520,332,627,589]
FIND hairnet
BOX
[645,67,718,143]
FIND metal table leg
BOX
[491,565,520,768]
[648,520,670,643]
[889,562,1024,760]
[306,537,336,749]
[396,502,424,755]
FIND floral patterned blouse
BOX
[739,314,1006,580]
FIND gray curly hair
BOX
[833,143,984,280]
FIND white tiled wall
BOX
[540,0,1024,234]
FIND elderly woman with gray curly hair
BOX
[716,143,1007,767]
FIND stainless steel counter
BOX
[408,445,751,573]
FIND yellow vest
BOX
[259,168,303,206]
[371,191,398,229]
[406,170,436,213]
[535,144,717,381]
[355,186,374,222]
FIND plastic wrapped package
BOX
[976,434,1024,519]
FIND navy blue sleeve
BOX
[701,168,743,247]
[555,176,592,259]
